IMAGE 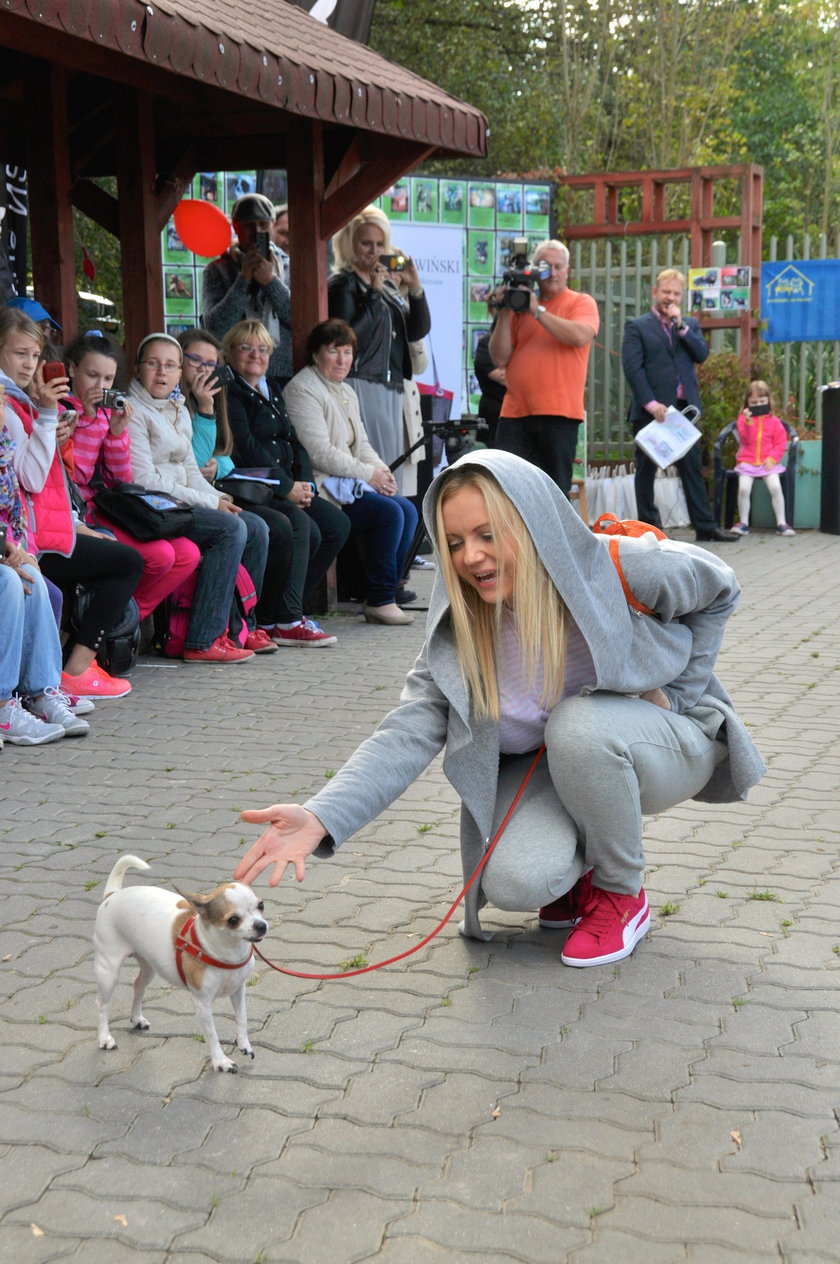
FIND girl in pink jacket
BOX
[732,381,795,537]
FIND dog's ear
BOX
[175,888,227,924]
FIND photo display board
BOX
[162,172,553,415]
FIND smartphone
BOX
[0,523,7,559]
[42,361,66,382]
[210,364,235,388]
[379,253,407,271]
[255,230,271,260]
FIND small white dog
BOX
[94,854,268,1073]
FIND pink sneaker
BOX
[183,635,254,664]
[560,884,650,967]
[243,628,278,654]
[61,665,132,699]
[538,869,593,928]
[270,618,337,648]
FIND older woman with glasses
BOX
[220,320,349,647]
[126,333,268,663]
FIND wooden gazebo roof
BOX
[0,0,487,357]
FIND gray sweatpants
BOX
[481,692,727,909]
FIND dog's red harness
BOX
[174,915,254,984]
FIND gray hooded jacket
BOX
[305,449,765,937]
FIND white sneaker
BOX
[411,556,435,570]
[61,690,95,715]
[25,687,90,737]
[0,698,65,745]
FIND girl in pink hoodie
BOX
[732,381,795,537]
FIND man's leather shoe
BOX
[695,527,740,542]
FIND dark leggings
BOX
[241,495,350,624]
[39,533,144,653]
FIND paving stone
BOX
[571,1229,686,1263]
[387,1199,589,1261]
[4,546,840,1258]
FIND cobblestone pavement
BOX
[3,529,840,1264]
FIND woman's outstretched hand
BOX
[235,804,326,886]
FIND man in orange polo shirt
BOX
[488,240,599,495]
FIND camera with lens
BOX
[498,237,550,312]
[100,389,127,412]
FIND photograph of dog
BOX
[94,854,268,1072]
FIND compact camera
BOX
[100,389,127,412]
[379,253,407,271]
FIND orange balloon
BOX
[173,199,231,258]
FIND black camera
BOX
[379,253,407,271]
[497,236,550,312]
[100,389,127,412]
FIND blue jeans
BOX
[0,564,62,698]
[238,510,270,629]
[182,507,248,650]
[343,492,418,606]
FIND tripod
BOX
[388,417,488,609]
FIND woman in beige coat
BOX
[283,319,418,626]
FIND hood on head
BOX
[421,448,626,645]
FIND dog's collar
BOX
[174,915,254,984]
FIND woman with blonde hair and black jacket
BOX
[327,206,430,491]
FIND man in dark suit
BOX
[622,268,737,542]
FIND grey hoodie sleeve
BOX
[304,644,450,846]
[617,540,740,714]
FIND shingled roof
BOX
[6,0,487,158]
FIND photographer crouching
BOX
[488,239,599,496]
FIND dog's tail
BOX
[102,854,151,899]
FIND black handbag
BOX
[93,482,195,542]
[215,475,276,506]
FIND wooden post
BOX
[25,63,77,337]
[286,117,328,370]
[115,88,165,358]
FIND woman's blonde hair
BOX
[331,205,392,272]
[434,466,567,721]
[221,320,274,360]
[0,307,44,355]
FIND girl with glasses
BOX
[126,333,269,663]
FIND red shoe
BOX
[560,884,650,967]
[270,618,337,648]
[243,628,278,654]
[60,665,132,699]
[538,869,593,928]
[183,635,254,664]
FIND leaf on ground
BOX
[730,1129,742,1150]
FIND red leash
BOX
[253,745,546,980]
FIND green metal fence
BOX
[571,233,840,461]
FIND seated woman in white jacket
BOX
[126,333,268,663]
[283,319,418,627]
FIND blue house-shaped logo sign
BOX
[766,265,814,303]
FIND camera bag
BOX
[70,591,140,677]
[93,482,195,542]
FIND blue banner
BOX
[761,259,840,343]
